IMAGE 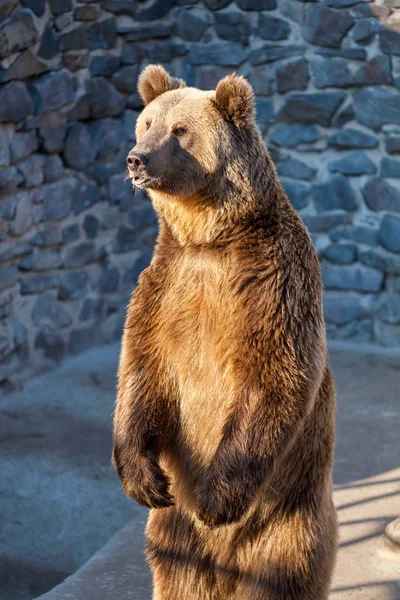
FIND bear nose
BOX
[126,152,148,171]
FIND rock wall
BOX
[1,0,400,388]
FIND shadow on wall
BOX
[0,0,400,389]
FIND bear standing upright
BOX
[113,64,338,600]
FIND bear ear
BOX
[138,64,186,105]
[215,73,254,126]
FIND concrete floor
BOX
[1,342,400,599]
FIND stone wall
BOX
[1,0,400,389]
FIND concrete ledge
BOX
[35,516,152,600]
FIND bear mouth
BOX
[132,174,150,188]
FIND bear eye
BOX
[172,126,187,137]
[145,120,151,130]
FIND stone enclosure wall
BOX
[1,0,400,389]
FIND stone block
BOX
[21,0,46,17]
[359,249,400,275]
[97,267,120,293]
[380,29,400,56]
[20,273,59,294]
[280,178,311,210]
[191,43,246,67]
[0,166,23,190]
[203,0,231,7]
[43,155,64,182]
[87,17,117,50]
[255,97,274,125]
[313,175,358,212]
[71,179,101,214]
[276,58,309,93]
[375,322,400,346]
[353,55,391,86]
[64,242,98,268]
[62,224,79,245]
[32,292,72,328]
[58,271,90,300]
[9,190,34,236]
[381,157,400,178]
[68,325,105,355]
[236,0,276,8]
[59,23,87,50]
[363,178,400,212]
[302,4,354,48]
[386,136,400,155]
[250,44,305,66]
[269,123,320,147]
[101,0,137,16]
[354,87,400,129]
[323,292,365,324]
[258,14,290,40]
[135,0,174,21]
[379,214,400,253]
[64,123,95,170]
[19,248,62,271]
[328,151,376,176]
[278,158,316,180]
[80,297,104,321]
[0,50,49,83]
[247,66,273,96]
[0,81,34,122]
[0,294,12,320]
[30,225,61,247]
[327,128,377,149]
[322,243,357,264]
[177,10,210,42]
[74,4,100,20]
[0,8,39,60]
[378,293,400,324]
[29,70,74,114]
[310,56,351,88]
[85,77,125,118]
[112,66,139,94]
[353,18,379,45]
[41,178,75,221]
[0,266,18,291]
[10,131,38,162]
[49,0,72,15]
[17,154,44,188]
[278,92,345,126]
[89,55,120,77]
[83,214,100,239]
[38,112,67,154]
[323,265,384,293]
[35,324,65,362]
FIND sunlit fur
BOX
[113,66,338,600]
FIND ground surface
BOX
[1,342,399,600]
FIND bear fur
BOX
[113,64,338,600]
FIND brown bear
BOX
[113,64,338,600]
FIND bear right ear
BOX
[138,64,186,105]
[215,73,254,126]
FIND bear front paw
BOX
[112,444,174,509]
[197,477,247,529]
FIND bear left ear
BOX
[215,74,254,126]
[138,64,186,105]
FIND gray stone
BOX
[353,55,392,86]
[353,18,379,45]
[278,158,316,180]
[89,55,120,77]
[74,4,100,20]
[62,224,80,244]
[204,0,230,7]
[87,17,117,50]
[269,123,320,147]
[64,124,94,170]
[0,0,18,15]
[381,157,400,178]
[72,179,101,214]
[41,179,75,222]
[97,267,119,294]
[59,24,87,50]
[280,178,311,210]
[58,271,89,300]
[177,10,210,42]
[323,293,365,324]
[380,29,400,56]
[108,174,132,208]
[0,127,9,167]
[0,166,23,190]
[259,14,290,40]
[10,131,38,162]
[378,294,400,325]
[379,214,400,253]
[30,225,61,247]
[337,319,373,343]
[49,0,72,15]
[17,154,44,188]
[310,56,351,88]
[375,321,400,346]
[114,225,140,253]
[38,112,67,154]
[316,46,367,61]
[0,294,12,320]
[276,58,309,93]
[191,43,246,67]
[327,128,377,149]
[32,293,72,329]
[0,241,31,261]
[145,40,187,63]
[0,50,49,83]
[249,44,305,66]
[122,20,172,40]
[359,249,400,275]
[0,196,16,221]
[38,23,60,59]
[135,0,173,21]
[0,266,18,291]
[128,203,157,230]
[20,273,59,294]
[248,66,272,96]
[363,178,400,212]
[386,136,400,155]
[101,0,137,16]
[19,249,62,271]
[64,242,98,268]
[313,175,358,212]
[79,297,104,321]
[278,92,345,126]
[9,190,34,236]
[88,118,126,160]
[68,325,105,355]
[29,70,74,114]
[255,98,274,125]
[322,243,357,264]
[324,0,363,5]
[0,9,39,60]
[85,77,125,118]
[83,215,100,239]
[214,11,250,45]
[333,104,356,128]
[236,0,276,8]
[328,151,376,176]
[112,66,139,94]
[35,324,65,362]
[0,81,34,122]
[354,87,400,129]
[123,249,153,284]
[323,265,383,293]
[21,0,46,16]
[302,4,354,48]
